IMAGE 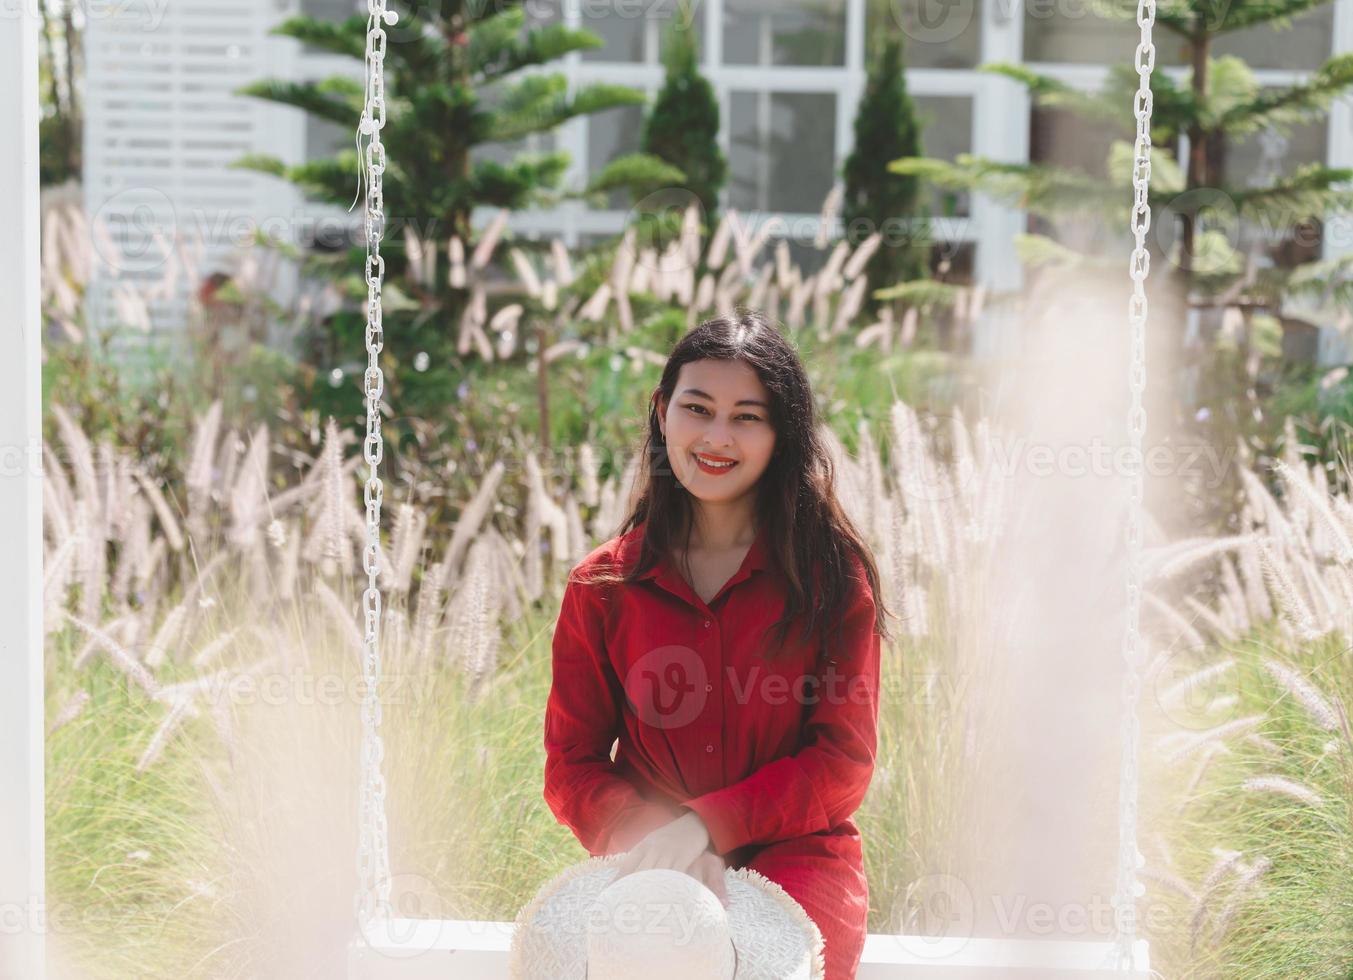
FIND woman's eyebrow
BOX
[679,387,769,409]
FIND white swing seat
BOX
[348,917,1150,978]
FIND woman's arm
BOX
[543,572,683,855]
[677,568,881,854]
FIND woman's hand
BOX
[686,848,729,907]
[613,811,727,904]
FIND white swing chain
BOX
[355,0,395,931]
[1113,0,1156,969]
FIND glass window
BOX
[1223,106,1328,187]
[723,0,846,67]
[305,116,349,163]
[911,95,972,218]
[299,0,361,23]
[588,102,647,209]
[1214,3,1333,71]
[729,91,838,214]
[868,0,982,69]
[581,0,702,63]
[1022,6,1186,66]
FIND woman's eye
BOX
[683,404,761,422]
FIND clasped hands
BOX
[613,810,729,906]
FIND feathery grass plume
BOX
[50,402,101,514]
[1142,592,1208,651]
[270,518,300,600]
[1271,458,1353,565]
[311,577,366,666]
[564,493,587,565]
[1236,540,1274,621]
[189,629,240,670]
[43,537,79,630]
[439,458,505,591]
[214,427,243,516]
[1254,538,1322,641]
[1189,848,1245,951]
[97,438,127,539]
[1158,658,1236,709]
[486,528,527,624]
[302,417,352,572]
[1183,595,1237,642]
[228,424,271,548]
[816,184,843,250]
[1166,714,1267,766]
[1138,866,1200,902]
[43,445,74,541]
[577,443,600,509]
[1261,658,1342,731]
[131,468,186,552]
[1242,775,1324,807]
[1217,555,1251,634]
[1243,732,1284,756]
[110,498,151,605]
[143,598,191,669]
[136,696,200,772]
[1179,742,1231,811]
[48,689,91,736]
[63,611,161,696]
[389,502,428,596]
[410,554,449,673]
[1211,855,1273,942]
[521,480,544,602]
[75,499,108,623]
[1148,534,1259,581]
[1291,548,1340,630]
[444,537,502,699]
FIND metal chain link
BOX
[355,0,395,933]
[1113,0,1156,969]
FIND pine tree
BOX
[639,3,727,233]
[842,29,928,318]
[229,1,685,421]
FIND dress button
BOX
[705,744,714,753]
[705,683,713,692]
[703,619,711,628]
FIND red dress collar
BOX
[617,517,772,608]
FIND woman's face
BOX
[657,358,777,506]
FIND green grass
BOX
[1143,623,1353,979]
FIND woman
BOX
[542,309,892,980]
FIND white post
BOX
[0,3,47,980]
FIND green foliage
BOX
[887,10,1353,315]
[842,31,928,315]
[232,1,663,426]
[639,7,728,227]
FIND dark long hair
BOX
[582,308,892,663]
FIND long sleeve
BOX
[543,573,683,855]
[679,571,881,855]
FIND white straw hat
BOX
[509,853,825,980]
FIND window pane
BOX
[912,95,972,218]
[1022,6,1186,65]
[723,0,846,67]
[299,0,361,23]
[581,0,702,63]
[868,0,982,69]
[581,5,647,62]
[589,103,647,209]
[729,91,837,214]
[1214,3,1333,71]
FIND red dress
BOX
[542,518,881,980]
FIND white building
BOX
[83,0,1353,348]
